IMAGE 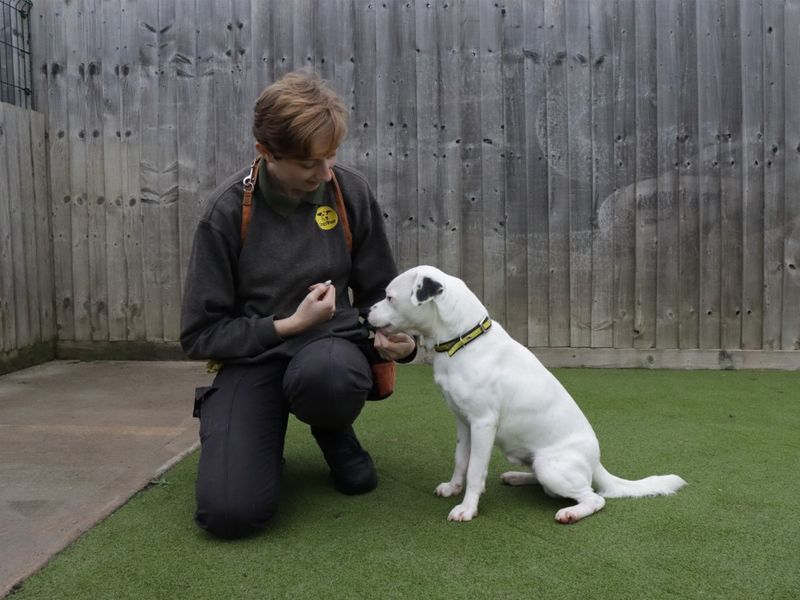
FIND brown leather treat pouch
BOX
[358,337,397,400]
[369,360,396,400]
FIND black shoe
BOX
[311,425,378,495]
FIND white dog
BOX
[368,265,686,524]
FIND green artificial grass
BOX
[11,366,800,600]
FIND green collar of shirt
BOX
[256,161,327,217]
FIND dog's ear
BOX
[412,275,444,306]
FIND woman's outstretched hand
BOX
[374,329,415,361]
[275,282,336,337]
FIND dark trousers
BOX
[193,337,373,539]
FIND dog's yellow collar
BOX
[434,317,492,357]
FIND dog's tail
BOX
[593,464,687,499]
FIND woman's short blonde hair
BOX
[253,70,349,160]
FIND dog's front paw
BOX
[447,503,478,522]
[435,481,463,497]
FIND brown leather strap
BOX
[330,169,352,253]
[240,157,260,242]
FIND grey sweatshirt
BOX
[180,163,398,363]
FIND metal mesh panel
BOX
[0,0,33,108]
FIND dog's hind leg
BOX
[500,452,536,486]
[534,455,605,524]
[552,491,606,524]
[500,471,537,486]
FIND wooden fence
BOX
[0,102,53,372]
[2,0,799,370]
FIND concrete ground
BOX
[0,360,212,597]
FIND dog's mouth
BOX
[369,324,395,336]
[366,320,397,337]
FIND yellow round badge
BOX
[315,205,339,230]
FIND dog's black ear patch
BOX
[416,276,443,303]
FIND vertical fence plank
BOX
[338,2,355,164]
[138,0,163,341]
[503,0,528,343]
[350,0,378,188]
[436,1,463,278]
[589,0,614,348]
[655,0,680,349]
[176,0,198,296]
[86,0,108,341]
[158,0,181,341]
[413,0,463,276]
[376,1,418,272]
[292,0,315,71]
[740,0,764,349]
[315,0,336,86]
[241,0,261,124]
[272,0,293,80]
[783,0,800,350]
[29,0,53,344]
[9,107,30,347]
[213,0,237,182]
[415,0,440,275]
[762,0,784,350]
[678,0,700,348]
[322,0,355,172]
[120,0,144,340]
[697,0,722,349]
[0,111,23,346]
[459,0,484,298]
[480,0,505,324]
[232,0,252,167]
[566,0,591,347]
[720,0,743,349]
[395,1,418,272]
[0,106,15,351]
[249,0,273,92]
[3,107,27,347]
[66,0,92,341]
[525,0,550,347]
[102,0,127,341]
[634,0,657,349]
[14,105,38,346]
[414,0,462,276]
[30,112,54,342]
[46,0,74,340]
[375,0,399,260]
[195,0,218,207]
[545,0,570,346]
[612,0,636,348]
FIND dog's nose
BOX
[365,311,377,331]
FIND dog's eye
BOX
[386,295,393,303]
